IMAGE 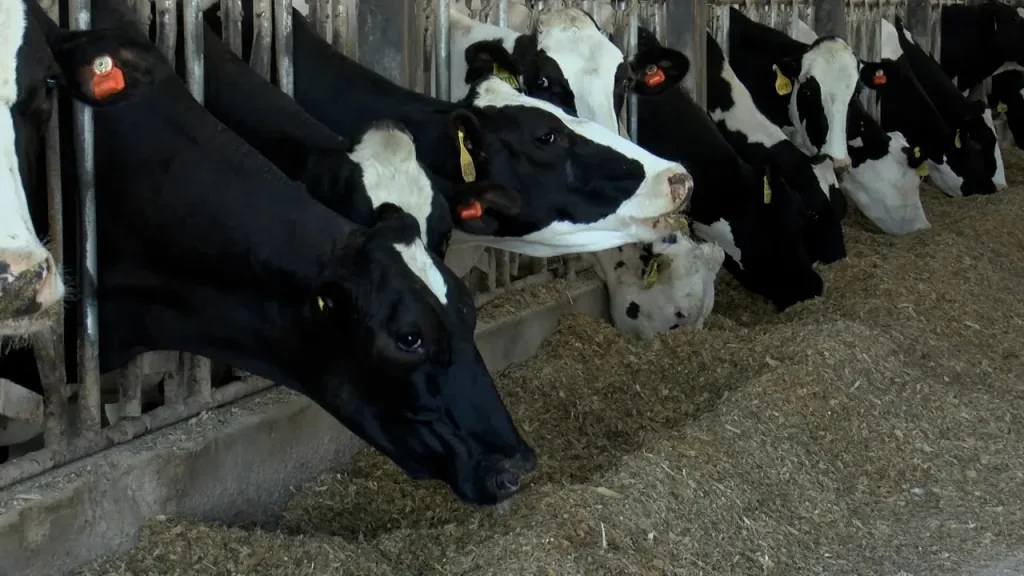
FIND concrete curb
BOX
[0,280,607,576]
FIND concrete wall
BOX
[0,281,608,576]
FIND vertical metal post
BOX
[813,0,845,37]
[221,0,244,56]
[183,0,204,104]
[626,3,639,142]
[273,0,295,95]
[69,0,101,436]
[666,0,706,108]
[435,0,451,100]
[905,0,932,55]
[497,0,509,27]
[155,0,178,63]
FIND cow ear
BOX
[629,47,689,96]
[446,109,488,184]
[464,40,520,86]
[48,29,160,107]
[775,55,802,81]
[859,61,895,90]
[447,181,521,235]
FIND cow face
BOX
[594,232,724,339]
[457,8,687,134]
[304,203,535,506]
[1,1,66,335]
[449,78,693,257]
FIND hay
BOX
[81,148,1024,576]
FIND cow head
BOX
[459,8,688,134]
[448,77,693,256]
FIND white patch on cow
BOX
[691,219,743,270]
[708,61,790,148]
[849,136,864,147]
[880,19,905,61]
[926,158,965,198]
[449,9,626,134]
[590,234,725,339]
[981,108,1007,189]
[841,131,930,235]
[810,157,838,200]
[788,18,817,44]
[794,39,859,167]
[349,125,449,305]
[456,78,691,257]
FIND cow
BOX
[204,3,694,272]
[448,8,686,137]
[988,68,1024,149]
[887,17,1003,196]
[590,231,725,338]
[32,0,535,506]
[0,0,67,335]
[702,29,847,265]
[937,0,1024,95]
[725,7,859,177]
[786,17,930,235]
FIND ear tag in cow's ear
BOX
[997,102,1009,114]
[763,175,772,204]
[90,55,126,100]
[458,199,483,220]
[643,64,666,88]
[316,297,326,311]
[871,69,887,86]
[642,259,660,289]
[492,63,520,89]
[912,147,928,176]
[773,65,792,96]
[954,129,961,149]
[456,129,477,183]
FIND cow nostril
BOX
[493,470,520,494]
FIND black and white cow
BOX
[938,0,1024,95]
[703,29,847,265]
[448,8,686,136]
[888,17,1004,196]
[725,7,859,175]
[34,0,535,507]
[0,0,66,335]
[988,68,1024,148]
[205,3,694,267]
[787,18,930,235]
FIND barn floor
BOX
[79,149,1024,576]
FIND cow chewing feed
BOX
[725,7,859,175]
[205,3,694,266]
[36,0,535,507]
[590,232,725,339]
[888,18,1003,196]
[0,0,66,336]
[703,30,846,266]
[787,17,930,236]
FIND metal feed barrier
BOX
[0,0,962,491]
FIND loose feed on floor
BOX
[80,148,1024,576]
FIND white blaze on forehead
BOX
[797,39,858,161]
[535,8,624,133]
[348,125,449,305]
[841,131,930,236]
[1,0,46,260]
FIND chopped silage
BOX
[80,148,1024,576]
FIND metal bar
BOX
[497,0,509,27]
[626,3,638,142]
[667,0,706,108]
[906,0,932,55]
[221,0,244,57]
[273,0,295,95]
[30,327,68,450]
[117,356,144,418]
[813,0,846,37]
[154,0,177,63]
[435,0,450,100]
[69,0,101,437]
[0,376,276,490]
[182,0,204,104]
[331,0,358,56]
[252,0,274,80]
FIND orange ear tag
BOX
[458,200,483,220]
[90,55,125,100]
[643,64,666,88]
[871,69,887,86]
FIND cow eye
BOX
[397,332,424,353]
[535,132,556,145]
[536,77,550,89]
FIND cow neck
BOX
[938,6,990,90]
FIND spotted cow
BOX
[988,68,1024,148]
[34,0,535,507]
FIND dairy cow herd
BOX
[0,0,1022,505]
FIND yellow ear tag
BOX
[457,129,477,183]
[997,102,1008,114]
[492,63,520,89]
[317,297,326,311]
[642,259,660,289]
[763,175,772,204]
[954,129,961,149]
[773,65,792,96]
[912,146,928,176]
